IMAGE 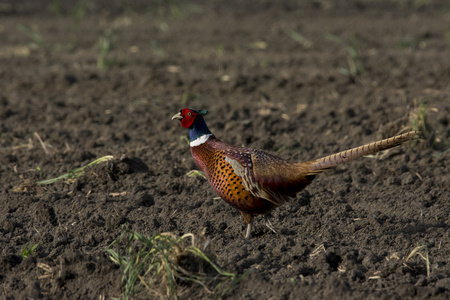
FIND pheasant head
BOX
[172,108,212,146]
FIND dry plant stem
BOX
[34,132,50,155]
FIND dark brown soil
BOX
[1,1,449,299]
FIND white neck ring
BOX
[190,134,212,147]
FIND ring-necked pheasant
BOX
[172,108,420,238]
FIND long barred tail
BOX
[308,131,421,172]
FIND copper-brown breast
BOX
[208,151,275,215]
[191,141,275,215]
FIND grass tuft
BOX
[37,155,114,185]
[406,244,431,277]
[107,227,246,299]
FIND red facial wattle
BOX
[180,116,194,128]
[180,109,198,128]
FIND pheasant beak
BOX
[171,112,182,120]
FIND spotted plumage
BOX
[172,108,421,238]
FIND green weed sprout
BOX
[287,30,312,48]
[186,170,206,179]
[97,28,117,69]
[69,0,93,48]
[326,33,364,79]
[16,24,46,49]
[20,242,39,259]
[411,102,429,137]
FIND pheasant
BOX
[172,108,420,238]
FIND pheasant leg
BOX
[245,223,252,239]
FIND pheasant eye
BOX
[186,112,192,116]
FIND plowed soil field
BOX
[1,1,449,299]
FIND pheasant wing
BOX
[251,149,313,199]
[224,148,289,205]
